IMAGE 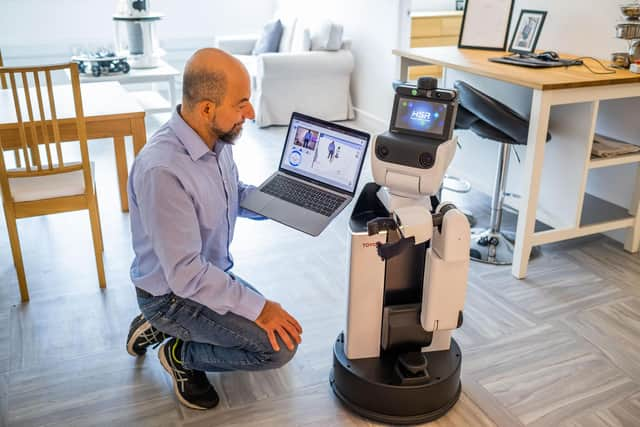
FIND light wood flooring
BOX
[1,116,639,427]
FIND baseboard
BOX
[352,107,387,134]
[446,164,565,231]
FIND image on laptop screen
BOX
[279,115,369,194]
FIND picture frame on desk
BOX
[509,10,547,55]
[458,0,515,51]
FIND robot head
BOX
[371,133,457,198]
[371,80,459,199]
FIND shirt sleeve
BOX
[135,166,266,321]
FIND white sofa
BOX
[216,30,355,127]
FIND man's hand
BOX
[255,300,302,351]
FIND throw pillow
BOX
[291,26,311,52]
[278,18,297,52]
[252,19,284,55]
[310,20,344,51]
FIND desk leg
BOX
[625,164,640,253]
[398,56,432,82]
[131,117,147,156]
[512,90,552,279]
[113,135,129,213]
[399,57,410,82]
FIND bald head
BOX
[181,48,248,111]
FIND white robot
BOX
[330,77,471,424]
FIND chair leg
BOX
[87,196,106,288]
[13,149,22,168]
[94,186,104,253]
[3,204,29,301]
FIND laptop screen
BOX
[279,113,370,194]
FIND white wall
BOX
[0,0,277,64]
[276,0,409,129]
[411,0,457,11]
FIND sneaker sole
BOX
[158,343,210,411]
[126,319,153,357]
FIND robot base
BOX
[330,333,462,425]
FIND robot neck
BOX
[377,186,431,213]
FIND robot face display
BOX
[389,83,458,141]
[371,82,459,198]
[394,98,448,136]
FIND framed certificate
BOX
[458,0,515,51]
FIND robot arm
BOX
[369,202,469,352]
[369,205,433,259]
[421,204,470,338]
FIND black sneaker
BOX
[126,313,168,357]
[158,338,220,410]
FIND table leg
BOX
[169,76,177,108]
[113,135,129,213]
[624,164,640,253]
[512,89,552,279]
[131,117,147,156]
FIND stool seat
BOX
[453,80,550,265]
[454,80,550,145]
[455,106,478,130]
[470,120,515,145]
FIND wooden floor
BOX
[1,116,640,427]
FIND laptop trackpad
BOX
[240,190,272,213]
[263,199,327,236]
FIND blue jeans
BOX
[136,276,297,372]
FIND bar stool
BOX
[453,81,551,265]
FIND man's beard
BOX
[210,118,243,144]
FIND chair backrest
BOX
[0,62,93,202]
[0,49,7,89]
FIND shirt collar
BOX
[168,105,212,162]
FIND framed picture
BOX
[509,10,547,54]
[458,0,515,51]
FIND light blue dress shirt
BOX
[128,106,266,321]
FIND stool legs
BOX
[470,143,540,265]
[489,143,510,234]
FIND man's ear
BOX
[201,100,217,119]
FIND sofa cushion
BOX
[278,18,297,52]
[252,19,283,55]
[8,162,94,202]
[291,26,311,52]
[310,20,344,51]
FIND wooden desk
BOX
[394,46,640,279]
[0,81,146,212]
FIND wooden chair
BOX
[0,49,22,168]
[0,62,105,302]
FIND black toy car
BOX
[71,50,130,77]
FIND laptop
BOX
[240,112,370,236]
[489,54,582,68]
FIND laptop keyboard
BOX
[261,175,346,217]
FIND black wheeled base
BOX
[330,333,462,425]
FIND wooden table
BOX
[71,60,179,114]
[394,46,640,279]
[0,81,146,212]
